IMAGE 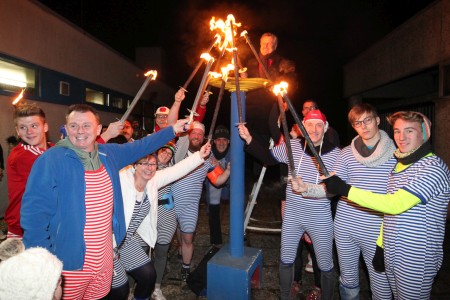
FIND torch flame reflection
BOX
[12,89,25,106]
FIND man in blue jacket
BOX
[21,104,188,299]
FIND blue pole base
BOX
[207,244,263,300]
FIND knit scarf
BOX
[350,130,396,167]
[212,143,229,160]
[56,138,102,171]
[394,141,432,165]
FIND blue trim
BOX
[402,187,427,204]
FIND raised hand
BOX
[199,142,212,159]
[173,118,190,134]
[237,124,252,145]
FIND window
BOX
[0,58,35,93]
[85,88,104,105]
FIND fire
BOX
[221,64,235,82]
[209,14,241,53]
[200,53,214,62]
[12,89,25,106]
[273,82,289,96]
[210,72,223,79]
[144,70,158,80]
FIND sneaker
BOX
[151,288,166,300]
[306,286,321,300]
[180,268,190,282]
[305,253,313,273]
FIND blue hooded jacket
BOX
[21,127,175,270]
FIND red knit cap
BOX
[303,109,329,131]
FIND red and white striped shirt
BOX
[62,166,114,300]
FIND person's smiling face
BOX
[66,111,101,152]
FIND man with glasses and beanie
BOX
[292,103,395,299]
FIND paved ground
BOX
[1,178,449,299]
[156,179,450,299]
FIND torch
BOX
[273,84,295,174]
[188,53,215,123]
[207,65,233,143]
[274,82,330,177]
[12,89,25,106]
[180,34,221,92]
[241,30,271,80]
[121,70,157,123]
[228,15,244,124]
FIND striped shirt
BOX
[272,140,339,268]
[172,150,214,233]
[383,155,450,299]
[62,166,114,300]
[334,146,397,237]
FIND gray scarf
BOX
[350,130,395,167]
[56,138,102,171]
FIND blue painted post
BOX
[229,91,246,257]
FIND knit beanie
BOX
[0,245,63,300]
[162,140,176,155]
[303,109,329,132]
[417,112,431,142]
[190,121,205,133]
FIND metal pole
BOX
[230,91,246,257]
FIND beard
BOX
[189,139,203,152]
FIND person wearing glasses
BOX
[109,141,212,300]
[21,104,187,299]
[154,88,210,133]
[322,111,449,300]
[292,103,395,299]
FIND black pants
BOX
[209,204,222,245]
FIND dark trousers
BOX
[208,204,222,245]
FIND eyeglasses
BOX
[159,149,173,157]
[352,116,374,128]
[137,162,157,167]
[303,105,318,112]
[156,115,168,119]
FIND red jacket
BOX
[5,143,52,236]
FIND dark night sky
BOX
[37,0,436,141]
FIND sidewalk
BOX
[159,180,450,299]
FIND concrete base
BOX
[207,244,263,300]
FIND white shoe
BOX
[152,288,166,300]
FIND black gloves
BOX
[323,175,351,197]
[372,245,386,272]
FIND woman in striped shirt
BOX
[109,142,211,300]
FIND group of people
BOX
[238,101,449,300]
[1,82,231,300]
[0,30,448,300]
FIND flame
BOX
[210,72,222,79]
[12,89,25,105]
[221,64,234,82]
[273,82,289,96]
[240,30,248,38]
[200,53,214,62]
[209,14,242,53]
[144,70,158,80]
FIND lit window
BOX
[110,95,124,109]
[86,88,104,105]
[0,58,35,93]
